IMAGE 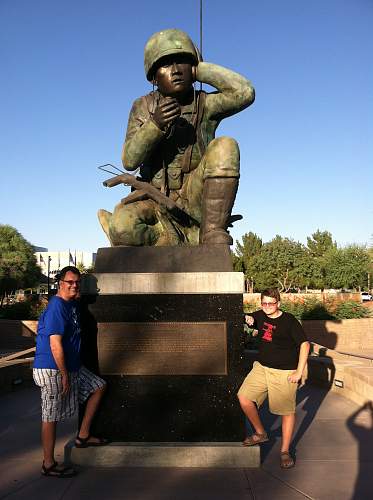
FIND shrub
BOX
[281,297,371,320]
[280,297,335,320]
[243,296,371,321]
[0,297,47,319]
[243,300,258,314]
[29,300,47,319]
[333,300,370,320]
[301,304,335,320]
[0,301,33,319]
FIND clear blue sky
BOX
[1,0,372,252]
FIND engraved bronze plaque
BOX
[97,322,227,375]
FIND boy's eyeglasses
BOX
[261,301,277,307]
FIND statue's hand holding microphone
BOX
[152,97,181,131]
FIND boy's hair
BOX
[57,266,81,281]
[260,288,280,302]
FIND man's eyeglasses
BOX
[61,280,81,286]
[261,301,278,307]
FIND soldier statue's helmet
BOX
[144,29,200,81]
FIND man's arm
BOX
[50,335,70,396]
[288,341,310,383]
[196,62,255,121]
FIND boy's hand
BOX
[288,371,302,383]
[245,314,255,327]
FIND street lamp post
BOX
[47,256,52,297]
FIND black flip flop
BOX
[75,434,110,448]
[41,461,77,478]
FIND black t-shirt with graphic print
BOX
[251,309,308,370]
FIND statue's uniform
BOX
[106,62,254,246]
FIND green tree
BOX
[231,253,244,273]
[76,261,94,274]
[235,232,263,264]
[291,252,321,290]
[368,246,373,291]
[233,232,263,291]
[324,245,372,290]
[307,229,336,257]
[304,230,337,289]
[0,225,41,304]
[250,236,308,292]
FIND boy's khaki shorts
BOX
[238,361,298,415]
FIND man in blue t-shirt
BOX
[33,266,108,478]
[237,288,310,469]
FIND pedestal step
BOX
[65,442,260,468]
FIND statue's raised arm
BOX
[98,29,255,247]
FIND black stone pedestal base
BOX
[81,246,246,443]
[66,441,260,468]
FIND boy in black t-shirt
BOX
[237,288,310,469]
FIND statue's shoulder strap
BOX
[143,91,157,115]
[198,89,207,108]
[180,91,207,174]
[196,90,207,153]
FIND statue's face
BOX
[154,54,193,97]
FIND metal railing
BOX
[0,347,35,368]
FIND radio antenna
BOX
[199,0,203,59]
[199,0,203,91]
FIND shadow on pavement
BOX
[346,400,373,500]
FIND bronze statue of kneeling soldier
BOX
[98,29,255,246]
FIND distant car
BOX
[361,292,373,301]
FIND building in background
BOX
[6,249,97,300]
[33,246,48,252]
[34,249,97,282]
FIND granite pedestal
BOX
[73,246,256,466]
[66,441,259,468]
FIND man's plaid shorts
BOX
[33,365,105,422]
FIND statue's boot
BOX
[97,209,113,244]
[199,177,238,245]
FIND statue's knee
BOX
[112,204,137,230]
[210,136,239,155]
[110,202,160,246]
[109,205,141,245]
[204,136,240,178]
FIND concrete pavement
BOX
[0,384,372,499]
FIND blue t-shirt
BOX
[33,296,81,372]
